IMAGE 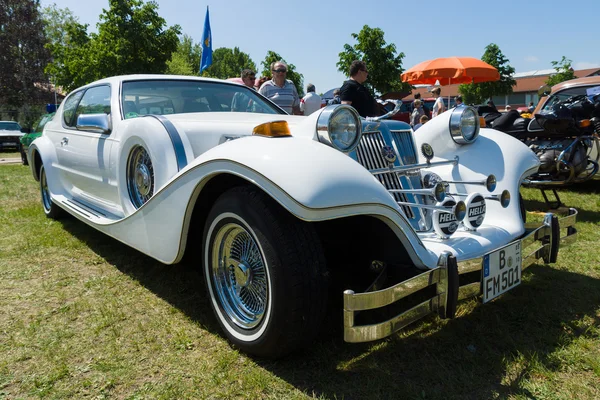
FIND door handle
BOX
[61,137,69,146]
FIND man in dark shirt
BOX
[339,60,377,117]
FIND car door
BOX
[51,84,119,211]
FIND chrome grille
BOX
[391,130,417,165]
[356,131,414,219]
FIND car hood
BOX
[162,112,321,158]
[0,129,24,137]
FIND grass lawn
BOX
[1,164,599,399]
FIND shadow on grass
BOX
[59,219,600,400]
[523,196,600,224]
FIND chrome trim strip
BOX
[370,157,459,176]
[144,115,188,171]
[343,268,442,311]
[458,282,480,300]
[344,296,442,343]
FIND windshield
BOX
[542,86,591,111]
[121,80,285,119]
[0,122,21,131]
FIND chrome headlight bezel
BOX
[317,105,362,153]
[449,106,480,144]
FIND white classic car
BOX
[28,75,578,358]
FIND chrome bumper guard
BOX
[343,208,578,343]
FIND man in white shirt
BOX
[300,83,322,115]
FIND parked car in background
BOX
[21,111,56,165]
[0,121,24,151]
[28,74,577,358]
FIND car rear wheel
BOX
[203,186,328,358]
[40,165,63,219]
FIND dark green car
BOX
[20,112,55,165]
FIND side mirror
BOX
[21,127,32,134]
[76,113,111,134]
[537,85,551,97]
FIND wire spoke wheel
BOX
[127,145,154,208]
[211,223,268,330]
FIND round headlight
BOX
[449,106,480,144]
[317,105,362,152]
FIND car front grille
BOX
[354,129,432,231]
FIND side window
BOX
[63,91,85,127]
[75,85,111,125]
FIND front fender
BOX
[93,135,435,267]
[414,125,539,237]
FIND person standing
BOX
[413,114,429,131]
[431,87,445,118]
[300,83,322,115]
[231,69,256,112]
[339,60,377,118]
[258,61,301,115]
[328,89,341,105]
[410,99,425,127]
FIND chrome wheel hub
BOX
[127,146,154,208]
[211,222,268,330]
[135,164,152,197]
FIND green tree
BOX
[545,56,576,87]
[336,25,409,96]
[42,5,95,92]
[260,51,304,96]
[45,0,181,91]
[166,34,201,76]
[203,47,256,79]
[92,0,180,77]
[0,0,51,112]
[458,43,516,105]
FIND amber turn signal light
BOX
[578,119,591,128]
[252,121,291,137]
[479,116,486,128]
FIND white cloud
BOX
[573,61,600,70]
[525,56,539,63]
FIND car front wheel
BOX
[203,186,328,358]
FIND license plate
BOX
[482,241,522,303]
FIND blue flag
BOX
[200,6,212,73]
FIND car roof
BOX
[76,74,244,90]
[550,76,600,93]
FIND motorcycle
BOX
[480,87,600,207]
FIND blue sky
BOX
[41,0,600,94]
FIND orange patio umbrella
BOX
[401,56,500,86]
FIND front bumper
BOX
[343,208,578,343]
